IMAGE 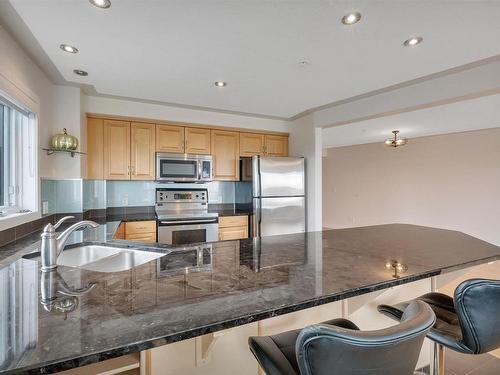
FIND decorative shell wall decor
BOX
[51,128,79,151]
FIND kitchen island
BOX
[1,224,500,374]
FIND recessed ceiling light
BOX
[89,0,111,9]
[60,44,78,54]
[73,69,88,77]
[341,12,361,25]
[214,81,227,87]
[403,36,423,47]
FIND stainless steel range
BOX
[155,188,219,245]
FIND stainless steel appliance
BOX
[155,188,218,245]
[240,156,306,237]
[156,153,212,182]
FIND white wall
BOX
[83,95,289,133]
[0,25,82,180]
[288,115,322,232]
[322,128,500,246]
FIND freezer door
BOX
[254,196,305,237]
[256,157,305,197]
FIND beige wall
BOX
[322,127,500,246]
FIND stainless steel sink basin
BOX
[56,245,165,273]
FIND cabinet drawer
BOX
[219,226,248,241]
[125,221,156,234]
[219,215,248,228]
[125,233,157,243]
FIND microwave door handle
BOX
[198,160,202,181]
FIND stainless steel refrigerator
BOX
[240,156,306,237]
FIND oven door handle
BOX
[159,219,218,225]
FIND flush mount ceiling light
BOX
[385,130,408,148]
[73,69,88,77]
[214,81,227,87]
[403,36,423,47]
[60,44,78,54]
[89,0,111,9]
[341,12,362,25]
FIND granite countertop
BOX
[1,224,500,374]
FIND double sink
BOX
[26,244,166,273]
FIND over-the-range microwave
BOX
[156,153,212,182]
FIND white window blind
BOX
[0,95,37,215]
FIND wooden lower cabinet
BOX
[218,215,248,241]
[211,130,240,181]
[114,221,157,243]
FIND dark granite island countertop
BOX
[1,224,500,374]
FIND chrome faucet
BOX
[40,216,99,271]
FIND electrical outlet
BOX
[122,196,129,206]
[42,201,49,215]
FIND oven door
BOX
[156,154,200,182]
[157,217,219,245]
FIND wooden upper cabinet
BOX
[265,135,289,156]
[103,120,131,180]
[131,122,155,180]
[156,124,185,153]
[185,127,211,154]
[86,118,104,179]
[240,133,265,157]
[211,130,240,181]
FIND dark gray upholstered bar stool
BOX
[248,300,435,375]
[378,278,500,375]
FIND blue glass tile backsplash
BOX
[41,179,237,213]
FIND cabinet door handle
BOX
[127,166,130,175]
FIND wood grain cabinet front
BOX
[218,215,249,241]
[185,127,211,154]
[211,130,240,181]
[130,122,155,180]
[88,114,288,181]
[156,124,185,153]
[239,133,265,157]
[264,134,288,156]
[103,120,131,180]
[86,118,104,179]
[124,221,157,243]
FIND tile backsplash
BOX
[42,179,238,214]
[41,179,83,214]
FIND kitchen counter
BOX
[208,203,252,217]
[1,224,500,374]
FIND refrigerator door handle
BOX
[253,198,261,237]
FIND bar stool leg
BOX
[433,342,445,375]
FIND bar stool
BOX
[378,278,500,375]
[248,300,435,375]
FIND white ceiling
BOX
[322,94,500,148]
[9,0,500,118]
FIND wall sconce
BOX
[385,259,408,278]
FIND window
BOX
[0,94,37,217]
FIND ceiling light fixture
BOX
[214,81,227,87]
[89,0,111,9]
[403,36,423,47]
[60,44,79,54]
[341,12,361,25]
[385,130,407,148]
[73,69,88,77]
